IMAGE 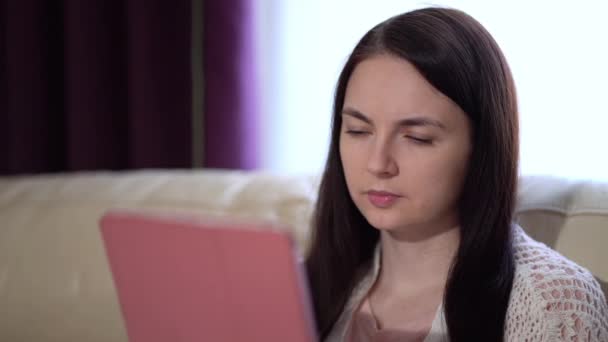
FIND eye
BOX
[407,136,433,145]
[345,130,370,136]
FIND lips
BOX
[367,190,402,208]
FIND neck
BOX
[377,223,460,296]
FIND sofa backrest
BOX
[0,170,606,342]
[515,175,608,296]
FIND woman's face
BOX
[340,54,472,238]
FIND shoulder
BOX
[505,225,608,341]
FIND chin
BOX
[362,210,413,231]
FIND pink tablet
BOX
[100,210,318,342]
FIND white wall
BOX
[257,0,608,180]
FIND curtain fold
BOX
[203,0,259,170]
[2,1,67,173]
[1,0,261,174]
[1,0,192,175]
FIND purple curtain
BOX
[203,0,259,170]
[1,0,192,174]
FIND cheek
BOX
[339,136,364,171]
[407,145,470,209]
[339,137,368,198]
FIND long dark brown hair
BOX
[305,7,519,341]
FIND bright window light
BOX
[257,1,608,181]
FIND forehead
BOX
[343,54,463,124]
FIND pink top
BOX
[346,296,431,342]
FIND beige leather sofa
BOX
[0,170,606,341]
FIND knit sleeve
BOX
[507,233,608,341]
[537,272,608,342]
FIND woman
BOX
[305,7,608,342]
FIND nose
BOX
[367,138,398,178]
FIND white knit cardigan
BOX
[325,225,608,341]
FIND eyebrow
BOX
[341,107,446,130]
